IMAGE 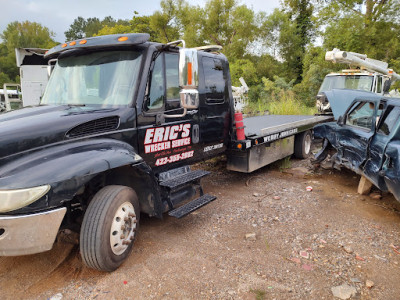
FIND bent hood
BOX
[324,89,381,119]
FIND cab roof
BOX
[44,33,150,59]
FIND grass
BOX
[244,90,317,116]
[250,289,266,300]
[279,157,292,172]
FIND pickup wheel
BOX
[80,185,140,272]
[294,130,312,159]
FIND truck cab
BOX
[0,34,230,271]
[316,48,399,115]
[316,71,391,114]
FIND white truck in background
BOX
[0,48,50,113]
[316,48,400,114]
[232,77,249,112]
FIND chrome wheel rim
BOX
[110,202,137,255]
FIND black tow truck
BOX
[0,34,331,271]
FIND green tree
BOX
[260,1,315,83]
[0,21,56,86]
[65,16,130,40]
[229,59,258,86]
[284,0,315,82]
[318,0,400,61]
[64,16,87,40]
[148,0,258,59]
[149,0,183,43]
[201,0,257,60]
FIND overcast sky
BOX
[0,0,280,43]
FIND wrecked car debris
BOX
[313,94,400,203]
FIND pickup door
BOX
[382,141,400,202]
[364,105,400,189]
[336,100,378,170]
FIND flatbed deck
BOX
[243,115,333,139]
[227,114,334,173]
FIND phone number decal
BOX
[155,151,194,166]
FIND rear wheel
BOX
[80,185,140,272]
[294,130,312,159]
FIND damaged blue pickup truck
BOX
[314,90,400,202]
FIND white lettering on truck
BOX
[144,124,191,154]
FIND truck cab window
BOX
[165,53,179,101]
[346,101,375,129]
[378,106,400,135]
[42,50,142,107]
[376,76,383,94]
[147,55,164,110]
[202,57,225,104]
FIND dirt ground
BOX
[1,156,400,300]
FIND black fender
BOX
[0,139,163,217]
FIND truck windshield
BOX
[319,75,374,93]
[41,50,143,107]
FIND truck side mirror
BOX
[383,79,391,94]
[47,59,57,77]
[179,48,199,109]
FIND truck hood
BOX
[324,89,381,119]
[0,105,122,161]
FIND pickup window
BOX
[346,101,375,130]
[378,106,400,135]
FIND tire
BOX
[294,130,312,159]
[80,185,140,272]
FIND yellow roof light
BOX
[118,36,129,42]
[61,43,67,48]
[79,40,87,45]
[69,41,76,46]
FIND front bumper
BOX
[0,207,66,256]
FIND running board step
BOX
[168,194,216,218]
[160,170,210,189]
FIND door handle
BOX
[192,124,199,144]
[187,110,198,115]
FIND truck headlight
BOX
[0,185,50,213]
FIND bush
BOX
[244,76,317,115]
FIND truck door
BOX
[363,103,400,189]
[382,142,400,202]
[198,55,231,157]
[137,51,201,169]
[369,105,400,199]
[337,101,377,170]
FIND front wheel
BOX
[294,130,312,159]
[80,185,140,272]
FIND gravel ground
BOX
[1,156,400,299]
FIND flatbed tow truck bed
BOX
[227,114,333,173]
